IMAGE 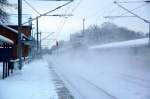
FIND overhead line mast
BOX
[18,0,23,70]
[105,1,150,46]
[114,1,150,45]
[18,0,74,67]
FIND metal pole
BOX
[29,17,32,33]
[83,18,85,36]
[28,17,32,58]
[149,23,150,46]
[18,0,22,70]
[3,62,5,79]
[36,18,39,56]
[40,32,42,56]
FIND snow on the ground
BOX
[0,60,58,99]
[89,38,148,49]
[45,48,150,99]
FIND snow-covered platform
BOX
[0,60,58,99]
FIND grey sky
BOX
[8,0,150,46]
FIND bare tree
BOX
[0,0,12,24]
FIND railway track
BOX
[120,73,150,89]
[54,71,119,99]
[121,73,150,83]
[48,61,119,99]
[48,64,74,99]
[59,73,87,99]
[80,77,118,99]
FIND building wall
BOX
[0,26,18,59]
[8,25,31,37]
[0,25,31,60]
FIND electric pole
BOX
[18,0,22,70]
[39,32,42,56]
[83,18,85,36]
[106,1,150,46]
[20,0,74,58]
[36,17,39,56]
[149,23,150,45]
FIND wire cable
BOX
[115,0,149,3]
[54,0,83,40]
[87,2,114,20]
[41,32,55,40]
[23,0,41,15]
[54,3,72,40]
[22,1,73,25]
[118,3,148,16]
[70,0,83,12]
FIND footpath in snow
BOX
[0,59,58,99]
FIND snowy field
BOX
[45,45,150,99]
[0,60,58,99]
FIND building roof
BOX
[0,35,14,44]
[0,24,28,38]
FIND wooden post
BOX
[5,63,7,78]
[3,62,5,79]
[7,63,9,76]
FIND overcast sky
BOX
[8,0,150,47]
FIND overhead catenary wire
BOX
[36,0,73,1]
[41,32,55,40]
[92,1,148,24]
[117,3,148,17]
[113,1,150,46]
[104,3,148,19]
[87,2,114,20]
[56,0,83,29]
[93,3,115,24]
[21,0,73,49]
[84,1,117,25]
[41,1,72,43]
[55,4,71,33]
[86,0,116,24]
[115,0,150,3]
[54,4,72,41]
[114,1,149,23]
[23,0,41,15]
[22,1,73,25]
[54,0,83,40]
[70,0,83,12]
[93,0,148,21]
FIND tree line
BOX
[50,22,147,52]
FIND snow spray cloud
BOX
[44,43,150,77]
[43,44,150,99]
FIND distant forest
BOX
[50,22,147,51]
[70,22,147,45]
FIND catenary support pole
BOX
[3,62,5,79]
[114,1,150,46]
[83,18,85,36]
[18,0,22,70]
[149,23,150,46]
[36,18,39,56]
[40,32,42,56]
